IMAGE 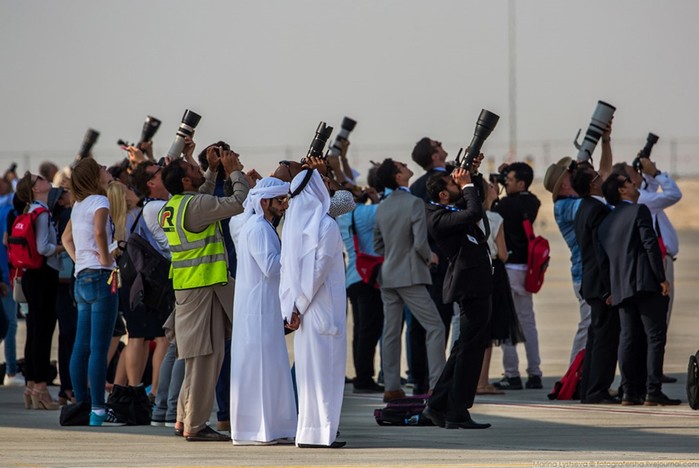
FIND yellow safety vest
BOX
[159,194,228,290]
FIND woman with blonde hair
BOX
[14,171,63,410]
[62,158,123,426]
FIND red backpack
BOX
[548,349,585,400]
[522,216,550,293]
[8,207,48,270]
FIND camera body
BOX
[457,109,500,169]
[78,128,100,159]
[327,117,357,157]
[574,100,615,161]
[632,132,659,172]
[166,109,202,159]
[140,116,161,145]
[489,170,507,186]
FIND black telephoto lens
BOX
[640,132,659,159]
[460,109,500,168]
[328,117,357,156]
[78,128,100,159]
[306,121,334,159]
[140,116,162,144]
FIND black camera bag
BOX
[106,384,152,425]
[687,350,699,410]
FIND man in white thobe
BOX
[229,177,297,446]
[280,169,347,449]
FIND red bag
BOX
[522,217,550,293]
[548,349,585,400]
[351,212,383,288]
[7,207,48,270]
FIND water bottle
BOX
[405,414,420,426]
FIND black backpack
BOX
[117,208,174,312]
[374,397,434,426]
[687,350,699,410]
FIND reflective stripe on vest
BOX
[160,194,228,290]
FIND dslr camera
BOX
[78,128,100,159]
[455,109,500,169]
[166,109,202,159]
[327,117,357,157]
[301,121,334,164]
[632,132,659,172]
[120,115,162,149]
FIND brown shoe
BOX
[382,389,406,403]
[216,420,230,432]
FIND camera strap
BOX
[289,169,314,199]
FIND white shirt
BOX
[71,194,115,275]
[142,199,170,258]
[639,172,681,256]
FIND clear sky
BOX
[1,0,697,175]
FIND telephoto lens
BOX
[328,117,357,156]
[140,115,162,145]
[166,109,202,159]
[305,121,334,159]
[459,109,500,169]
[78,128,100,159]
[574,100,616,162]
[633,132,660,172]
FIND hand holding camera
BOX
[638,156,659,176]
[304,156,328,176]
[245,169,262,189]
[451,167,472,187]
[221,149,243,175]
[126,146,146,168]
[182,136,196,163]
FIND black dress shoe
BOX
[621,395,645,406]
[297,441,346,448]
[174,428,183,437]
[661,374,678,383]
[582,394,621,404]
[644,392,681,406]
[185,426,232,442]
[352,382,385,394]
[444,417,491,430]
[421,406,445,428]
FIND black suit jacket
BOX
[597,201,666,306]
[574,197,611,301]
[410,168,447,203]
[426,186,493,302]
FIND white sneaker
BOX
[3,374,24,387]
[232,439,278,446]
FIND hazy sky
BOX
[1,0,697,174]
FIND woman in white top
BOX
[15,172,63,410]
[62,158,122,426]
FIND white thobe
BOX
[230,216,297,443]
[290,216,347,446]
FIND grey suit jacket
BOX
[373,189,432,288]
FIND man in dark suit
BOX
[572,162,620,404]
[597,173,678,406]
[421,167,492,430]
[408,137,453,394]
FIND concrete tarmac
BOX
[0,230,698,467]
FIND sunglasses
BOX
[147,166,162,182]
[31,175,45,187]
[273,196,289,204]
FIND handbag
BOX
[59,400,91,426]
[351,211,383,288]
[106,384,152,425]
[12,270,26,303]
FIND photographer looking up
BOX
[543,123,612,365]
[612,155,681,383]
[159,146,250,442]
[373,158,445,403]
[408,137,454,395]
[491,162,543,390]
[421,166,492,430]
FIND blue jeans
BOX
[1,295,18,375]
[69,269,118,411]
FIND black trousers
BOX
[22,262,59,383]
[55,282,77,392]
[428,295,490,420]
[618,292,669,398]
[581,298,620,401]
[408,270,452,393]
[347,282,384,387]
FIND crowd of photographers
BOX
[0,108,684,446]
